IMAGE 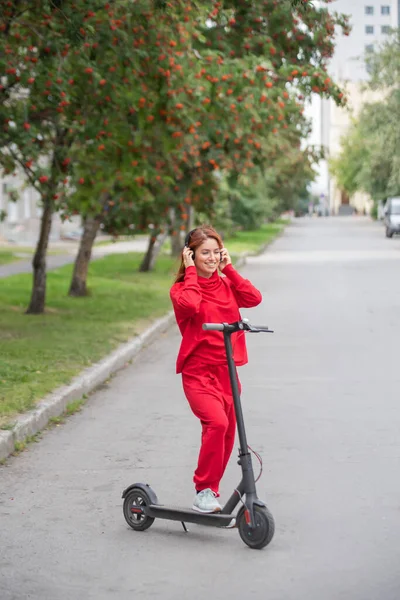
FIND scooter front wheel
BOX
[237,505,275,550]
[123,487,155,531]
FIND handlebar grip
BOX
[202,323,224,331]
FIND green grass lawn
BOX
[0,249,21,265]
[0,254,177,427]
[0,221,286,426]
[224,220,287,255]
[94,234,149,247]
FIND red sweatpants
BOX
[182,359,241,496]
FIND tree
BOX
[0,1,149,311]
[329,31,400,207]
[1,0,351,307]
[105,0,350,262]
[0,1,186,305]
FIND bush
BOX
[370,202,378,220]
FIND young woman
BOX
[170,225,262,513]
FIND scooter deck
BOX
[146,504,234,527]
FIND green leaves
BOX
[366,30,400,90]
[330,32,400,205]
[0,0,349,233]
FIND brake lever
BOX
[240,319,274,334]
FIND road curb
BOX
[0,311,176,461]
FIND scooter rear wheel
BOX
[123,487,155,531]
[237,505,275,550]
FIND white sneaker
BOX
[192,488,222,513]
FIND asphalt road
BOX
[1,217,400,600]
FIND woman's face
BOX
[194,238,221,278]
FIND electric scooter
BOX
[122,318,275,550]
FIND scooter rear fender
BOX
[121,482,159,504]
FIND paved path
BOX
[0,239,149,279]
[1,217,400,600]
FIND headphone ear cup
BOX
[184,228,197,250]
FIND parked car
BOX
[383,197,400,238]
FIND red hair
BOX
[173,225,223,284]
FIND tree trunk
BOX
[139,230,168,272]
[170,229,184,258]
[68,192,109,296]
[169,207,184,258]
[26,200,53,315]
[68,214,102,297]
[187,205,195,231]
[25,128,70,314]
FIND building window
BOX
[365,25,374,34]
[381,25,391,33]
[365,44,374,52]
[365,5,374,14]
[381,6,390,14]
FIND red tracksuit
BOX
[170,264,262,495]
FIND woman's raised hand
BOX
[219,247,232,271]
[183,246,195,268]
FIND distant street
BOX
[1,217,400,600]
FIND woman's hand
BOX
[183,246,195,268]
[219,247,232,271]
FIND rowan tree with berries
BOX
[0,0,350,309]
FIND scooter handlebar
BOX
[202,323,225,331]
[202,321,274,333]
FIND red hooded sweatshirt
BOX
[170,264,262,374]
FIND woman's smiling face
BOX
[194,238,221,278]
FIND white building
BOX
[329,0,398,82]
[308,0,399,214]
[0,178,40,243]
[0,176,76,244]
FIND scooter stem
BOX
[223,330,249,454]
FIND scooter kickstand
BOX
[181,521,189,533]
